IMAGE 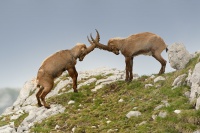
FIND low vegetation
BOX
[14,113,29,127]
[0,56,198,132]
[0,115,10,127]
[28,56,200,132]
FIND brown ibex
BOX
[36,34,99,109]
[89,30,168,82]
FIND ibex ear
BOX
[81,47,85,51]
[81,46,86,51]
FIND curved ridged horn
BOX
[87,36,93,45]
[95,29,100,42]
[90,30,112,52]
[90,33,95,42]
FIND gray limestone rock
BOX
[154,76,165,83]
[126,111,141,118]
[172,74,187,87]
[186,63,200,110]
[168,43,192,70]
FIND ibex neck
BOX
[115,38,124,51]
[70,47,79,59]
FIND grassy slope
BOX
[29,56,200,132]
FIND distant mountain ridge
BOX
[0,88,19,114]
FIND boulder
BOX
[174,110,181,114]
[126,111,141,118]
[168,43,192,70]
[172,74,187,87]
[154,76,165,83]
[158,111,167,118]
[145,84,153,88]
[186,62,200,109]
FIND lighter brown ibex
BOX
[89,30,168,82]
[36,33,99,109]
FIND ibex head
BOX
[89,29,120,55]
[78,31,100,61]
[74,43,87,61]
[107,38,120,55]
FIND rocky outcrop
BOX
[186,62,200,109]
[172,74,187,87]
[0,79,66,133]
[167,49,200,110]
[168,43,192,70]
[0,67,137,132]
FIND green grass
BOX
[58,84,72,94]
[0,113,29,128]
[29,55,200,132]
[0,115,11,127]
[14,113,29,127]
[29,89,36,96]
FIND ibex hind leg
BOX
[40,85,53,109]
[152,53,166,74]
[36,85,43,107]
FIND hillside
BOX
[0,45,200,132]
[32,56,200,133]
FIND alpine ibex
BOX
[36,34,99,109]
[89,30,168,82]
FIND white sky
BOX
[0,0,200,88]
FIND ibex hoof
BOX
[158,72,164,75]
[38,103,43,107]
[44,105,51,109]
[74,90,78,93]
[125,79,132,83]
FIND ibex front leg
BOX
[68,67,78,92]
[125,57,133,82]
[129,57,134,81]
